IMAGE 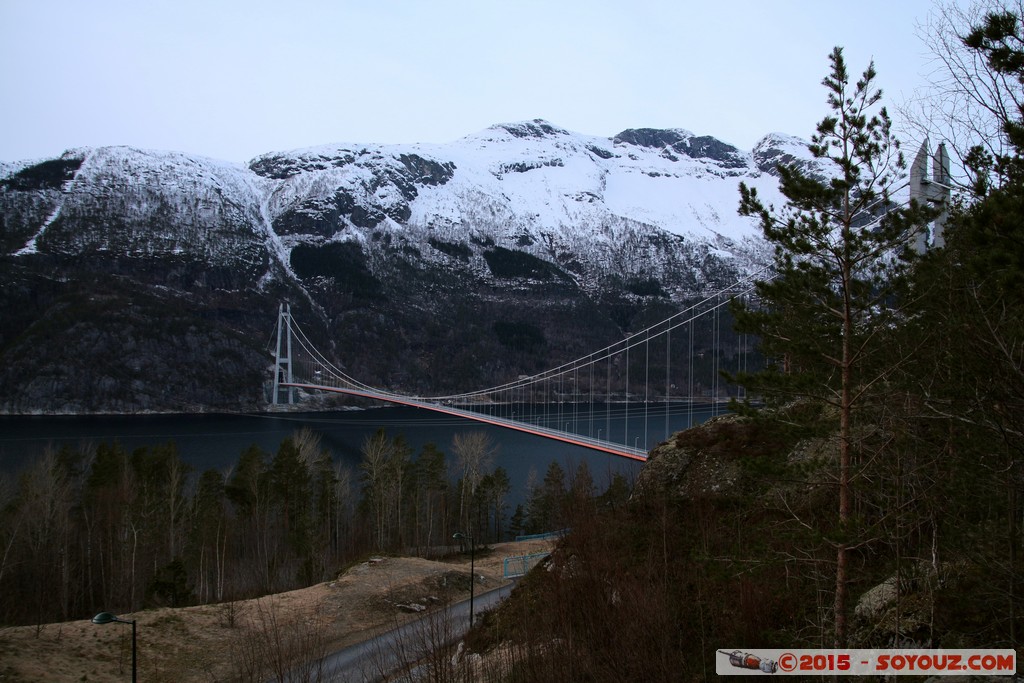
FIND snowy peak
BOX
[612,128,746,169]
[249,145,458,238]
[1,145,273,273]
[751,132,820,176]
[489,119,572,140]
[613,128,696,147]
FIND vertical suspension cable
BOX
[544,374,549,427]
[558,372,563,433]
[688,319,694,428]
[665,322,671,442]
[589,354,595,438]
[573,365,579,435]
[606,347,612,442]
[644,334,650,452]
[739,293,748,401]
[712,299,718,416]
[618,337,626,454]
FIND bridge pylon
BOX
[272,303,295,406]
[910,138,951,252]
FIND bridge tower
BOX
[272,303,295,405]
[910,138,951,252]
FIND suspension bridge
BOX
[269,276,762,462]
[262,140,949,465]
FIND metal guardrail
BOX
[514,529,569,542]
[503,551,552,579]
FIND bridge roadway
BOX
[280,382,649,462]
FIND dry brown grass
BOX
[0,539,552,683]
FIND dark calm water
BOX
[0,403,721,506]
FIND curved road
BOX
[282,583,514,683]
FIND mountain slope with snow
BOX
[251,119,813,255]
[0,120,821,413]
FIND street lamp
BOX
[452,531,476,628]
[92,612,136,683]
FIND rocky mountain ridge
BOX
[0,120,818,414]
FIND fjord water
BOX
[0,403,721,504]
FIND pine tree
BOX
[509,504,526,539]
[525,461,568,534]
[734,47,935,646]
[964,7,1024,188]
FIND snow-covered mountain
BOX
[249,120,815,288]
[0,119,818,414]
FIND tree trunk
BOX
[835,257,854,648]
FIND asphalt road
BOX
[279,582,514,683]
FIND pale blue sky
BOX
[1,0,946,163]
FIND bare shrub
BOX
[225,597,329,682]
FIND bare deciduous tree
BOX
[901,0,1024,189]
[451,432,496,535]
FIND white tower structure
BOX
[910,139,951,252]
[273,303,294,405]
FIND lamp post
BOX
[453,531,475,628]
[92,612,136,683]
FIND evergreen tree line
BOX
[0,426,627,627]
